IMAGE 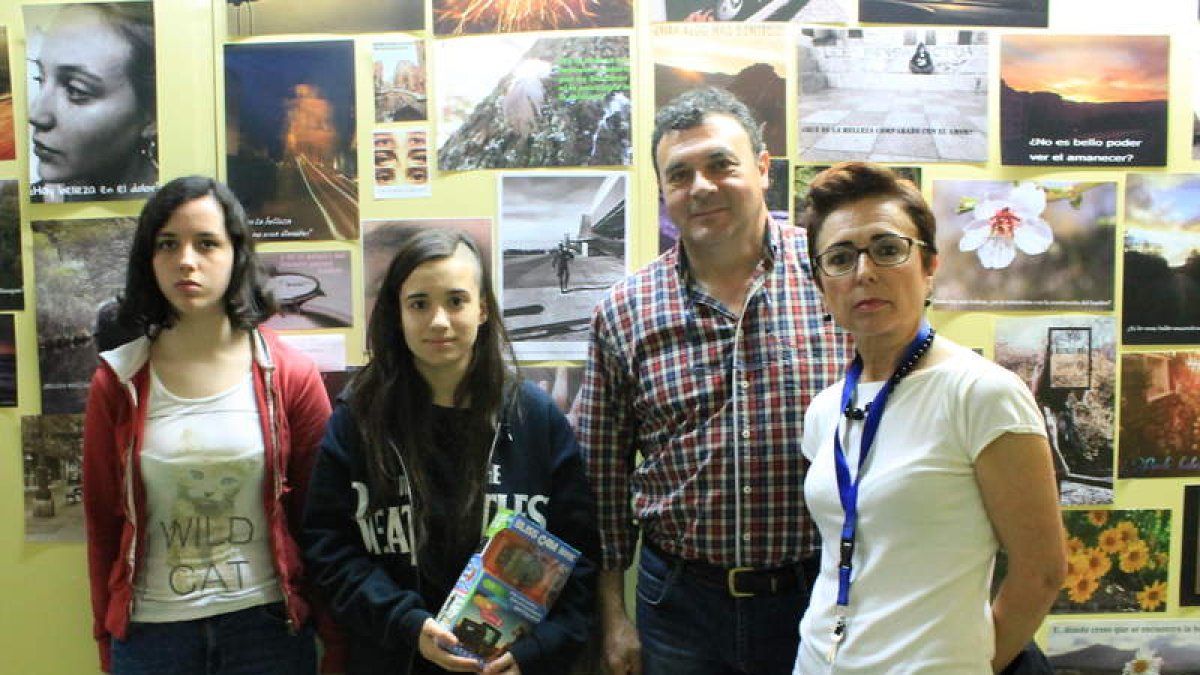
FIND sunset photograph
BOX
[1123,173,1200,344]
[1000,35,1168,167]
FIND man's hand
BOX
[602,612,642,675]
[417,618,483,672]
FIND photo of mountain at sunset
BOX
[1000,34,1168,167]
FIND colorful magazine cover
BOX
[435,510,579,663]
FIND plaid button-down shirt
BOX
[577,219,852,570]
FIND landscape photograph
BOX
[1000,35,1168,167]
[1122,173,1200,345]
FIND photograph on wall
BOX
[434,0,632,35]
[436,35,631,171]
[374,129,430,200]
[259,250,353,331]
[227,0,423,36]
[362,218,494,331]
[0,314,14,407]
[1055,509,1170,614]
[499,173,627,360]
[225,40,358,242]
[374,39,427,123]
[25,2,158,203]
[1119,351,1200,479]
[860,0,1046,27]
[319,367,358,406]
[0,180,22,310]
[33,217,137,415]
[1122,173,1200,345]
[0,26,13,161]
[930,179,1117,311]
[797,28,989,164]
[1046,619,1200,672]
[279,334,345,374]
[22,413,84,542]
[521,364,583,419]
[1184,486,1200,605]
[993,315,1116,505]
[653,0,846,22]
[1000,35,1169,167]
[654,23,787,158]
[793,164,921,224]
[1194,45,1200,161]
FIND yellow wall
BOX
[1,0,1198,672]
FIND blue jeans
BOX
[112,603,316,675]
[636,545,816,675]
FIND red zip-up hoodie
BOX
[82,328,343,672]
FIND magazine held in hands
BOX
[435,509,579,663]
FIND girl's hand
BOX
[481,652,521,675]
[417,619,482,672]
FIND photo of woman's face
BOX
[28,5,150,185]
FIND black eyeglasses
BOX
[815,234,929,277]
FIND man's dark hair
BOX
[119,175,275,334]
[651,87,764,174]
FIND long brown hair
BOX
[350,228,513,550]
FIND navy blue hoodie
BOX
[302,381,599,675]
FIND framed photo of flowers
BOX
[1183,486,1200,606]
[930,179,1116,311]
[1057,509,1171,614]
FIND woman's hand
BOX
[417,618,483,672]
[481,652,522,675]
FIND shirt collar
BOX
[672,215,781,289]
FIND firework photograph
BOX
[797,28,989,163]
[654,24,787,157]
[993,315,1115,505]
[0,27,13,161]
[0,180,21,310]
[374,40,427,123]
[860,0,1046,27]
[930,180,1116,311]
[259,250,353,331]
[362,218,494,333]
[1046,619,1200,673]
[23,413,85,542]
[33,217,137,415]
[654,0,847,22]
[225,41,358,241]
[1054,509,1170,615]
[500,173,627,360]
[1000,35,1169,167]
[1122,173,1200,345]
[1119,351,1200,479]
[434,0,632,36]
[227,0,423,36]
[437,35,631,171]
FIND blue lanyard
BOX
[832,321,932,608]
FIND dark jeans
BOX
[112,602,316,675]
[636,545,817,675]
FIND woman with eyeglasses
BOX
[792,163,1065,674]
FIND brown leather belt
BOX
[643,539,805,598]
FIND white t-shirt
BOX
[794,341,1044,675]
[133,370,281,622]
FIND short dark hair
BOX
[800,162,937,284]
[119,175,275,334]
[651,87,764,175]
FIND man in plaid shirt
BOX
[576,87,850,675]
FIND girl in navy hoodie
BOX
[302,228,598,675]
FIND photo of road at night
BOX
[225,41,359,241]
